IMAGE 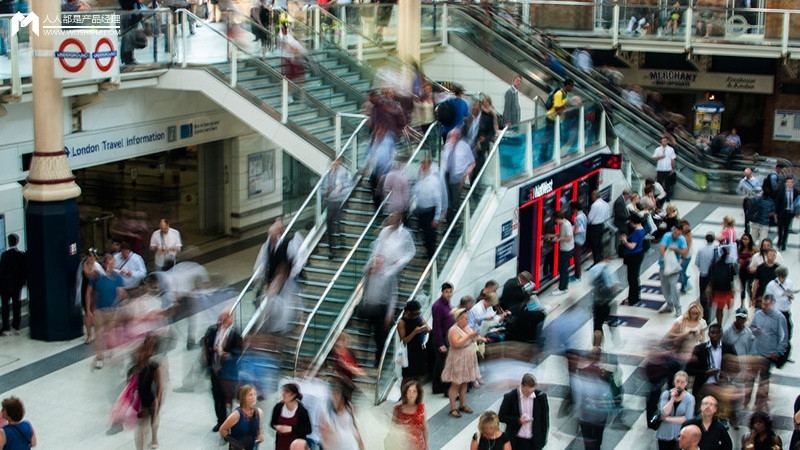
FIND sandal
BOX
[449,409,462,418]
[459,406,474,414]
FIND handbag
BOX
[394,344,409,368]
[110,373,141,429]
[647,411,663,430]
[663,249,681,276]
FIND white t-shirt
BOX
[559,220,574,252]
[150,228,182,269]
[653,145,676,172]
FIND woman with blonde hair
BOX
[667,301,707,346]
[470,411,511,450]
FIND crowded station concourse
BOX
[2,2,800,450]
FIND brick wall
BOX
[762,61,800,162]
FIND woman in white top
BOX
[319,383,365,450]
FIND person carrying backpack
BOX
[436,85,470,144]
[709,247,736,327]
[542,79,574,161]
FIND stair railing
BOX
[293,121,440,377]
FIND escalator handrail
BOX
[456,4,793,171]
[293,121,441,377]
[374,125,509,405]
[227,116,368,324]
[306,4,453,96]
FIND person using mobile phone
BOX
[656,371,694,450]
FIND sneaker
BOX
[1,331,12,337]
[10,329,19,336]
[551,289,568,296]
[94,359,104,369]
[569,276,581,283]
[658,308,674,315]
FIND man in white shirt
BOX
[586,190,610,264]
[763,265,794,339]
[747,238,784,273]
[413,158,446,259]
[150,219,182,271]
[738,168,762,235]
[114,242,147,290]
[443,128,475,223]
[551,211,574,296]
[652,137,676,202]
[323,156,352,251]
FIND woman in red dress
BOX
[390,380,428,450]
[270,383,312,450]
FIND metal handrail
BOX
[374,125,510,404]
[225,8,369,103]
[227,116,368,326]
[447,6,791,181]
[306,4,453,96]
[292,194,391,377]
[300,121,441,378]
[468,3,794,171]
[177,8,360,137]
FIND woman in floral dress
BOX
[390,380,428,450]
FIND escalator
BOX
[445,5,789,196]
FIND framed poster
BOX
[248,150,276,198]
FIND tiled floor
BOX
[2,199,800,449]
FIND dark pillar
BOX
[26,200,83,340]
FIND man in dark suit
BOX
[503,75,522,127]
[254,219,290,295]
[685,323,737,403]
[0,234,27,335]
[613,188,632,236]
[202,308,243,431]
[499,374,550,450]
[774,176,799,251]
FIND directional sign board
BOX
[54,35,119,79]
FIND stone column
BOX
[397,0,421,65]
[24,0,84,340]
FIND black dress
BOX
[400,316,427,378]
[472,431,511,450]
[790,395,800,450]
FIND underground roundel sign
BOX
[54,35,119,79]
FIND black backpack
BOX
[436,98,456,127]
[710,252,734,292]
[544,87,561,110]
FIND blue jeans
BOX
[679,258,691,293]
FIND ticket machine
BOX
[517,153,622,291]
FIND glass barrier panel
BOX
[420,2,445,43]
[116,9,174,66]
[584,101,600,148]
[498,127,527,181]
[0,16,22,84]
[559,106,581,158]
[532,115,553,170]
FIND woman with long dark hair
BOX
[737,233,758,308]
[271,383,311,450]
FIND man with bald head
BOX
[738,168,761,235]
[682,395,733,450]
[202,308,243,432]
[678,424,701,450]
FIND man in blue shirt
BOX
[86,253,126,369]
[659,225,689,317]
